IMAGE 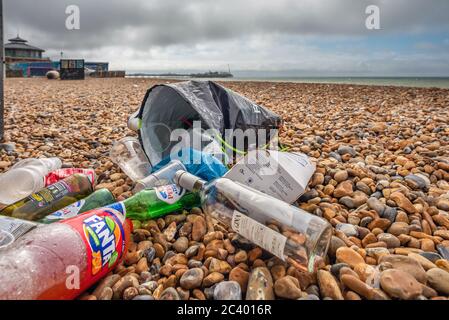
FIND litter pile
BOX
[0,79,449,300]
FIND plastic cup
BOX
[110,137,152,182]
[0,230,15,250]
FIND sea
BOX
[126,75,449,89]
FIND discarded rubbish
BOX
[152,148,228,182]
[129,80,281,166]
[224,150,316,204]
[134,148,228,194]
[0,202,132,300]
[0,174,93,221]
[125,184,200,221]
[0,216,39,240]
[39,188,116,223]
[109,137,152,182]
[133,160,186,193]
[0,230,15,249]
[175,170,332,272]
[0,157,62,205]
[45,168,96,186]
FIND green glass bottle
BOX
[39,189,116,224]
[123,184,200,220]
[0,174,93,221]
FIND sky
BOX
[3,0,449,76]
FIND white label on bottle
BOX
[44,199,85,221]
[154,184,186,205]
[0,216,38,239]
[231,210,287,261]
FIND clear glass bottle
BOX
[133,160,186,194]
[174,170,332,272]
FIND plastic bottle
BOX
[39,189,116,224]
[174,170,332,272]
[0,157,62,205]
[109,137,152,182]
[0,215,39,240]
[133,160,186,193]
[152,148,228,182]
[44,168,96,187]
[0,174,93,221]
[0,202,132,300]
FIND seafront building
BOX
[3,34,109,77]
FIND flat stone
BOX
[274,276,302,300]
[377,233,400,248]
[338,145,356,157]
[317,270,344,300]
[379,255,427,284]
[336,247,365,268]
[382,207,398,223]
[159,287,180,300]
[229,267,250,293]
[419,252,443,263]
[380,269,423,300]
[390,192,416,214]
[388,222,410,236]
[426,268,449,295]
[367,197,386,215]
[180,268,204,289]
[214,281,242,300]
[408,253,437,270]
[437,245,449,260]
[192,216,207,241]
[334,180,353,198]
[405,175,429,190]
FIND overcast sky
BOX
[3,0,449,76]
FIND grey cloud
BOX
[2,0,449,75]
[4,0,449,50]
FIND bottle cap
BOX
[174,170,204,191]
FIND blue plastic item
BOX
[152,148,227,182]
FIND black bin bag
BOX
[133,80,282,166]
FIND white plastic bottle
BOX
[0,158,62,205]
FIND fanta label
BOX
[154,184,185,205]
[62,202,126,280]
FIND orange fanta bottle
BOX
[0,202,132,300]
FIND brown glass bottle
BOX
[0,174,93,221]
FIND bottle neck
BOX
[174,170,206,192]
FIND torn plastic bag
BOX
[129,80,282,166]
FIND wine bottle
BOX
[174,170,332,272]
[0,174,93,221]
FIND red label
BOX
[45,168,96,186]
[61,203,126,282]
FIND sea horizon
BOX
[125,74,449,89]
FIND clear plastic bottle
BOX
[133,160,186,193]
[0,157,62,205]
[109,137,152,182]
[174,170,332,272]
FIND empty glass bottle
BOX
[0,174,93,221]
[174,170,332,272]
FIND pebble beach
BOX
[1,77,449,300]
